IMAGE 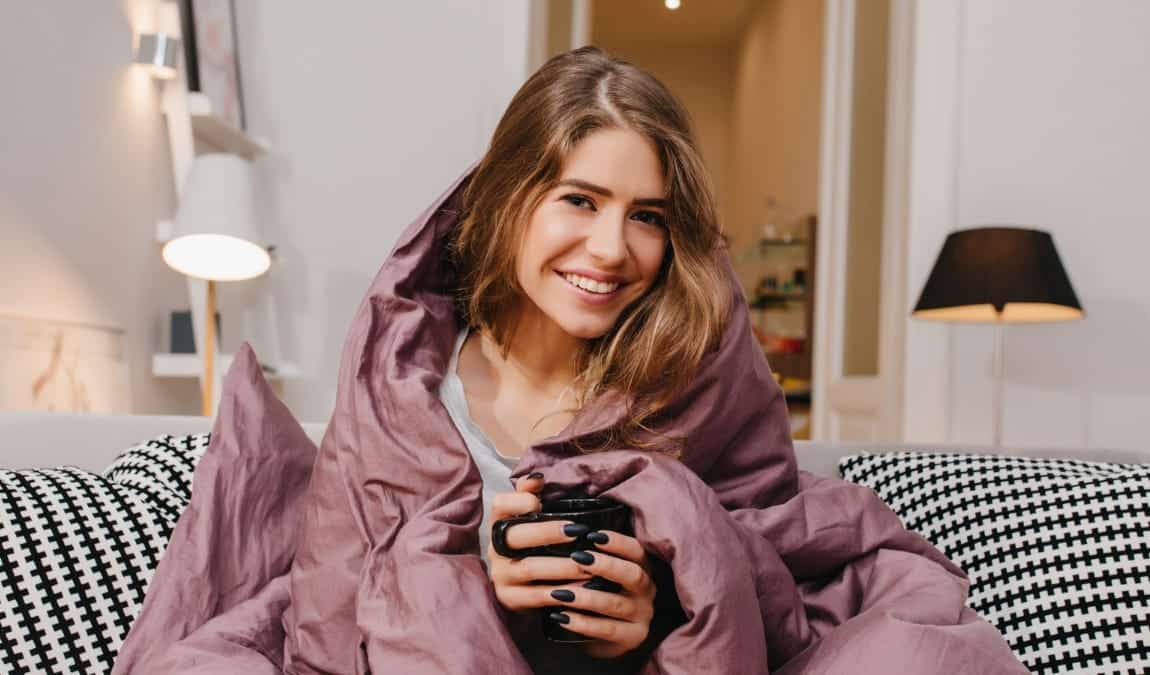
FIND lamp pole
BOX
[202,279,217,417]
[991,310,1005,448]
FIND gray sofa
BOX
[2,410,1147,474]
[2,411,1147,674]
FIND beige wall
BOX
[841,0,890,377]
[728,0,824,342]
[0,0,198,414]
[546,0,575,59]
[730,0,825,252]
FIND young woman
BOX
[115,45,1025,675]
[441,46,729,661]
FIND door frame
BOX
[811,0,914,441]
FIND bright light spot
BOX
[665,0,681,9]
[162,234,271,281]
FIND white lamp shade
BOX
[163,154,270,281]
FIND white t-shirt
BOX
[437,327,519,562]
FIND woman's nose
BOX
[584,214,627,265]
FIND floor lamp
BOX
[911,226,1084,447]
[162,154,271,416]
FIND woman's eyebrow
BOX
[557,178,667,208]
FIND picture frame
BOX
[178,0,247,131]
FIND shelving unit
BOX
[741,215,818,438]
[187,92,269,158]
[153,353,300,380]
[750,293,808,309]
[148,0,287,412]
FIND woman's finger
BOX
[546,609,645,645]
[584,530,647,566]
[491,490,541,522]
[567,550,651,596]
[502,520,591,551]
[544,585,639,622]
[499,555,594,585]
[514,472,545,493]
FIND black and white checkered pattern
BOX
[0,433,208,674]
[840,451,1150,675]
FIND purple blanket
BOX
[114,165,1028,673]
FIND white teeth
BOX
[563,273,620,294]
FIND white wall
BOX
[902,0,1150,450]
[233,1,533,422]
[0,0,198,414]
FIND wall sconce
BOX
[134,32,181,80]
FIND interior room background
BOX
[2,0,1148,452]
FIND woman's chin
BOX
[552,314,616,341]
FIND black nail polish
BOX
[585,531,609,545]
[548,611,571,625]
[527,472,545,479]
[582,576,623,593]
[550,589,576,602]
[570,550,595,565]
[563,523,591,538]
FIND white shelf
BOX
[187,93,270,159]
[152,353,300,380]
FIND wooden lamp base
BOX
[201,279,216,417]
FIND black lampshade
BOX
[912,226,1084,323]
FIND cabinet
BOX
[739,215,817,436]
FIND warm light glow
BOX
[913,302,1084,324]
[665,0,681,9]
[162,234,271,281]
[139,63,177,80]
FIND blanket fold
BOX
[114,162,1028,674]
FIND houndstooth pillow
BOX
[0,433,208,674]
[840,451,1150,675]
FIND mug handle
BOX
[491,514,539,559]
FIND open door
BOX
[811,0,912,442]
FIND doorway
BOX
[533,0,904,442]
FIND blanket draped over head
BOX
[113,163,1028,674]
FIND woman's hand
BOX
[486,475,656,659]
[488,474,596,614]
[546,530,656,659]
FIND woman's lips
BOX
[556,270,625,305]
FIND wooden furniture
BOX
[741,215,817,438]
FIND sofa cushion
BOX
[840,451,1150,675]
[0,433,207,674]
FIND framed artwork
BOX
[179,0,247,131]
[0,315,130,413]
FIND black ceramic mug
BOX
[491,496,634,643]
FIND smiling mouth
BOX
[555,270,627,295]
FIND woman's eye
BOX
[562,194,594,210]
[632,210,667,228]
[561,195,665,228]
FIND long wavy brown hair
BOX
[448,46,731,455]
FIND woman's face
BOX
[515,126,670,340]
